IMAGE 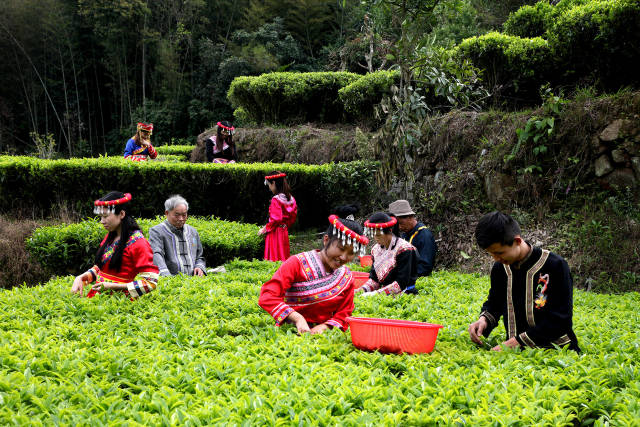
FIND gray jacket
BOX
[149,220,206,276]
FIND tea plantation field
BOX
[1,261,639,425]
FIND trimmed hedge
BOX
[456,32,552,98]
[156,154,188,162]
[503,0,595,38]
[502,2,554,38]
[0,156,378,228]
[227,72,361,124]
[338,70,400,123]
[465,0,640,99]
[155,145,195,158]
[547,0,640,89]
[26,216,264,277]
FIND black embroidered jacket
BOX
[480,246,580,352]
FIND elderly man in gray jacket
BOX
[149,195,206,276]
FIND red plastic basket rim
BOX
[346,316,443,329]
[351,271,370,277]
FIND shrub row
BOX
[338,70,400,123]
[501,0,597,38]
[456,33,552,99]
[155,145,195,159]
[0,156,379,228]
[1,267,639,424]
[156,154,188,163]
[227,72,361,124]
[459,0,640,99]
[228,70,404,126]
[26,216,264,277]
[549,0,640,89]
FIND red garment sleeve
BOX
[147,144,158,159]
[286,199,298,227]
[258,256,302,326]
[263,197,283,233]
[124,238,159,298]
[131,238,159,274]
[325,280,355,330]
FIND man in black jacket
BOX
[388,199,436,277]
[468,211,580,352]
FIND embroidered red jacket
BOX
[258,250,354,330]
[86,230,159,299]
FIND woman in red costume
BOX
[259,171,297,261]
[259,215,369,334]
[70,191,159,299]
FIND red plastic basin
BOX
[359,255,373,267]
[351,271,370,289]
[346,317,443,354]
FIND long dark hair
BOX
[266,170,292,201]
[94,191,141,271]
[216,121,235,150]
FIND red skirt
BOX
[264,226,290,261]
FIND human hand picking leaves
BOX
[287,311,310,334]
[468,316,488,345]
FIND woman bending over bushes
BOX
[259,215,368,334]
[71,192,159,299]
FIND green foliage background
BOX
[0,156,379,228]
[1,265,639,424]
[228,72,361,124]
[26,217,264,277]
[458,0,640,102]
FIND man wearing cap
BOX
[149,195,206,277]
[388,200,436,277]
[124,122,158,161]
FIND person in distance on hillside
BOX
[206,121,238,163]
[258,215,368,334]
[148,195,206,277]
[70,192,159,299]
[356,212,418,296]
[468,211,580,352]
[259,171,297,261]
[124,122,158,161]
[388,199,436,277]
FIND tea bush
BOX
[26,217,264,277]
[547,0,640,90]
[227,72,361,125]
[502,2,552,38]
[0,156,378,228]
[461,0,640,100]
[338,70,400,123]
[155,145,195,159]
[456,32,552,100]
[156,154,188,163]
[0,265,638,424]
[502,0,596,38]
